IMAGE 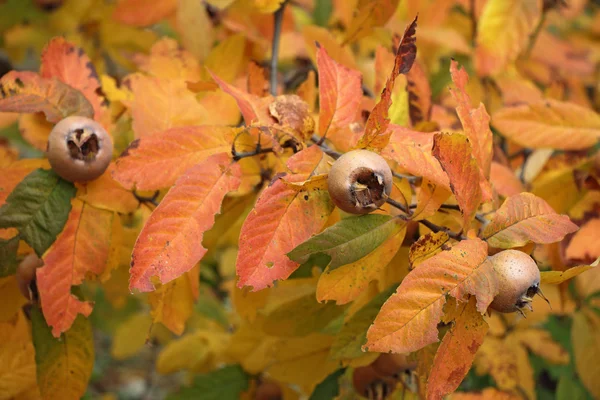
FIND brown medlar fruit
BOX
[352,365,396,399]
[327,149,393,215]
[16,253,43,301]
[371,353,417,379]
[254,380,282,400]
[46,116,113,182]
[488,250,543,314]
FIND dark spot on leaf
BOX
[120,139,140,157]
[14,78,24,88]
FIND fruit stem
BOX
[385,197,410,215]
[417,219,466,240]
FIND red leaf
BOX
[130,153,241,292]
[364,238,497,354]
[40,37,107,123]
[432,133,482,230]
[316,44,362,137]
[0,71,93,122]
[357,16,417,150]
[483,193,579,248]
[427,297,488,400]
[236,146,334,290]
[113,126,234,191]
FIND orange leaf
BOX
[449,388,520,400]
[357,16,417,151]
[148,273,194,335]
[134,38,202,83]
[566,219,600,263]
[432,133,482,230]
[247,61,268,97]
[0,71,93,123]
[0,159,50,207]
[113,0,177,26]
[129,153,241,292]
[382,126,450,190]
[412,179,452,221]
[18,112,53,151]
[113,126,234,191]
[125,74,213,137]
[365,238,498,354]
[407,60,432,126]
[316,44,362,138]
[77,164,139,214]
[449,60,493,178]
[37,200,116,336]
[236,146,334,290]
[210,71,274,126]
[490,162,524,198]
[483,193,578,248]
[40,37,107,123]
[427,297,488,400]
[492,99,600,150]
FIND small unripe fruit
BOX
[254,380,282,400]
[327,150,393,215]
[16,253,43,300]
[46,116,113,182]
[488,250,541,313]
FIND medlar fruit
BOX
[488,250,542,314]
[46,116,113,182]
[371,353,417,379]
[327,149,393,215]
[352,365,395,399]
[16,253,43,301]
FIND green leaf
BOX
[330,284,399,360]
[313,0,333,27]
[31,305,94,400]
[557,374,593,400]
[167,365,249,400]
[0,169,76,256]
[0,234,19,277]
[309,368,346,400]
[287,214,404,271]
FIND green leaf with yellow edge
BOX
[572,309,600,399]
[329,284,398,361]
[0,71,94,122]
[263,291,346,337]
[0,169,76,257]
[167,365,249,400]
[288,214,405,272]
[0,234,19,277]
[31,306,94,400]
[483,192,579,248]
[0,310,37,399]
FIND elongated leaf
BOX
[0,71,93,122]
[492,99,600,150]
[167,365,249,400]
[365,238,498,354]
[236,146,334,291]
[483,193,578,248]
[31,306,94,400]
[148,273,194,335]
[0,234,19,277]
[357,16,417,151]
[316,231,404,305]
[316,44,362,137]
[449,60,493,178]
[40,37,106,122]
[330,284,398,360]
[409,231,450,269]
[113,126,234,190]
[130,153,241,292]
[382,126,450,190]
[0,169,76,257]
[541,264,596,285]
[432,133,482,230]
[288,214,404,271]
[475,0,541,76]
[0,159,50,207]
[427,297,488,400]
[77,164,139,214]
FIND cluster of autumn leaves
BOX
[0,0,599,399]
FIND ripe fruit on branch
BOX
[371,353,417,379]
[488,250,543,314]
[254,380,282,400]
[16,253,43,301]
[327,149,393,215]
[352,365,396,399]
[46,116,113,182]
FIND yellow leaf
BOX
[111,313,153,360]
[241,0,285,13]
[541,264,596,285]
[572,309,600,398]
[476,0,542,76]
[226,320,279,374]
[302,26,357,71]
[157,329,230,374]
[231,285,269,322]
[148,273,195,335]
[493,99,600,150]
[474,336,518,392]
[0,276,28,322]
[176,0,214,63]
[204,34,246,84]
[513,329,569,364]
[0,311,37,399]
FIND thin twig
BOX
[133,190,160,207]
[232,145,277,161]
[418,219,466,240]
[385,197,410,215]
[469,0,477,46]
[311,135,342,159]
[525,10,547,58]
[270,1,287,96]
[392,171,419,185]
